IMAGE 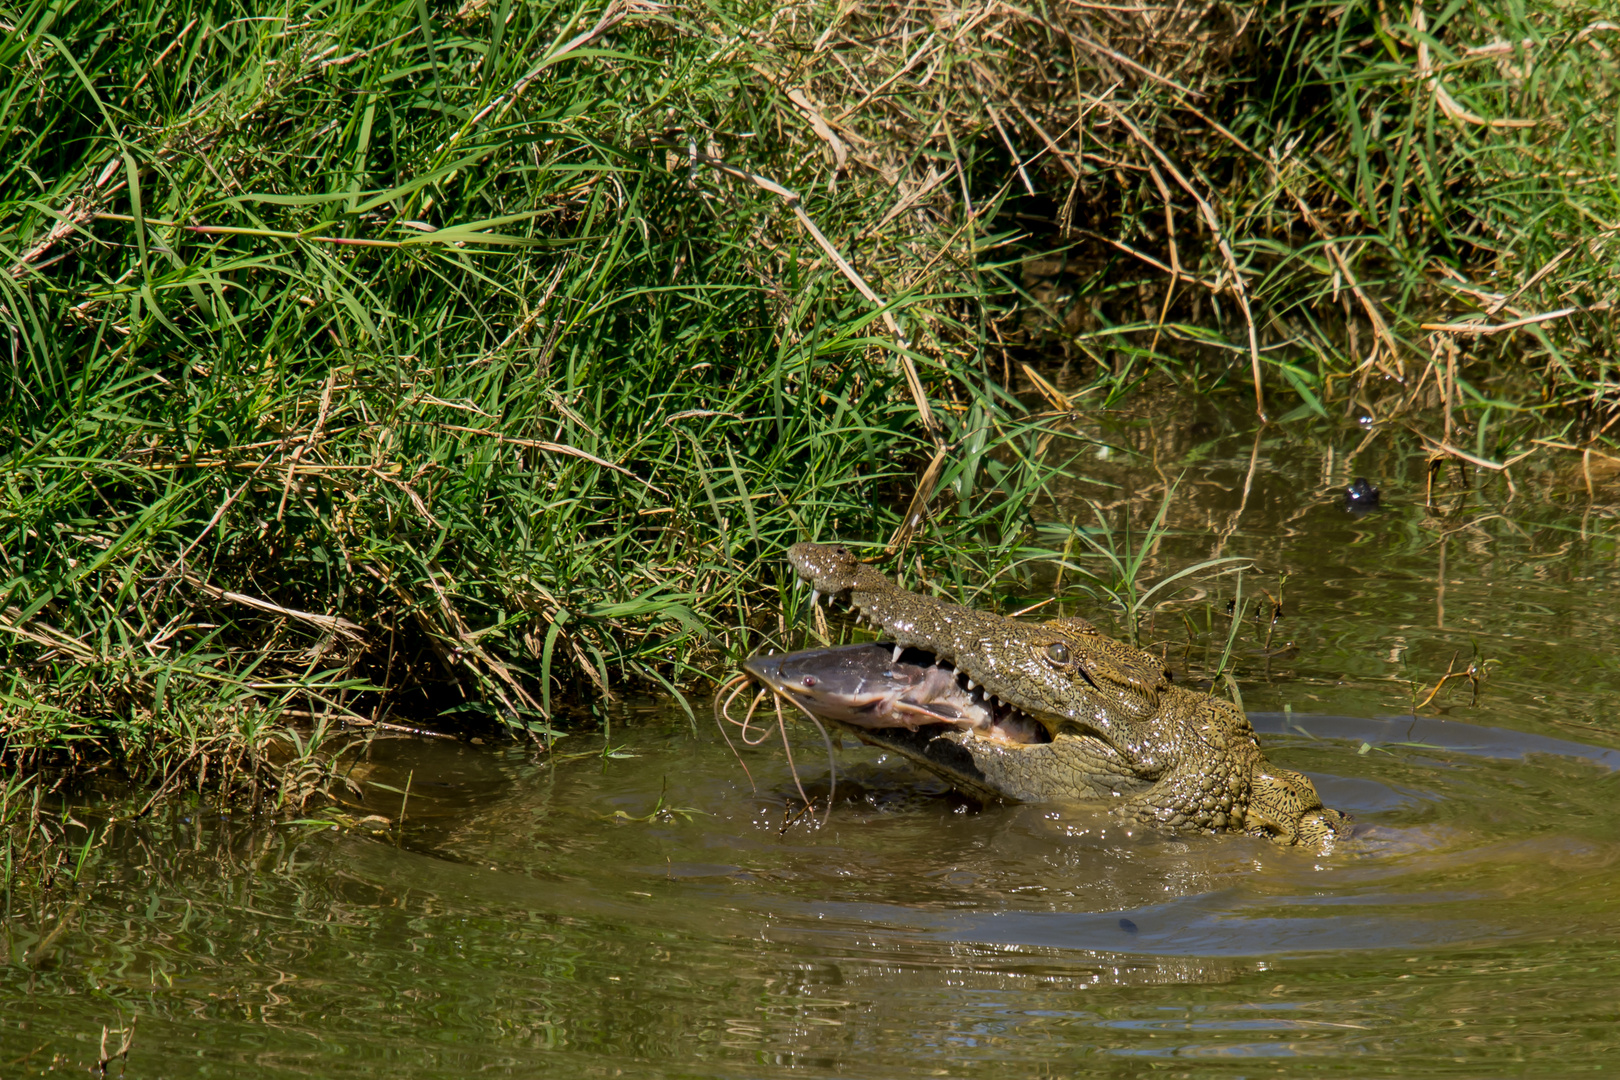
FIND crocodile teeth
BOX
[892,644,903,662]
[810,589,821,609]
[964,677,975,690]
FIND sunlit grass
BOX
[0,0,1069,802]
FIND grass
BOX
[963,0,1620,426]
[0,0,1070,814]
[1045,483,1254,646]
[0,0,1616,835]
[1240,0,1620,413]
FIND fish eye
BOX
[802,675,818,687]
[1045,642,1070,666]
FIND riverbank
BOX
[2,0,1616,816]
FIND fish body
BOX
[742,643,1047,744]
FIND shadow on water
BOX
[8,403,1620,1076]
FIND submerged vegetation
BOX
[0,0,1616,810]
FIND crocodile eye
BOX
[1045,642,1070,666]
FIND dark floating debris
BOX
[1344,477,1381,514]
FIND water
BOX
[7,402,1620,1077]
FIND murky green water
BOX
[8,402,1620,1077]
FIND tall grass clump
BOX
[839,0,1618,427]
[1247,0,1620,415]
[0,0,1079,793]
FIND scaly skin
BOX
[786,542,1348,848]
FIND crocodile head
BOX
[782,542,1348,848]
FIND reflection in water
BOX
[7,407,1620,1077]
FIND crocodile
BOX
[765,542,1349,848]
